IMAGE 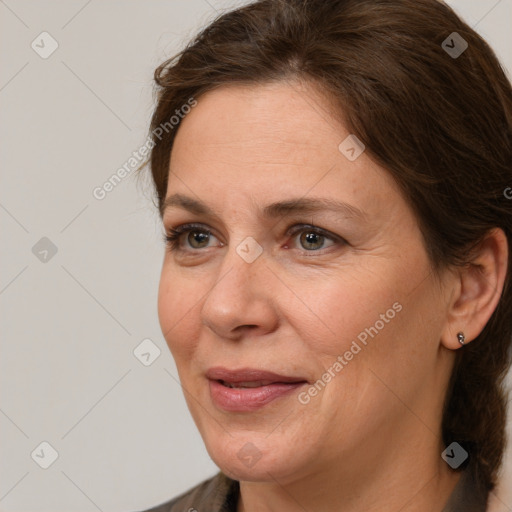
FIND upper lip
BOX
[206,367,309,384]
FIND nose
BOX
[200,244,279,341]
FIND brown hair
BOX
[145,0,512,495]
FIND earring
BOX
[457,332,465,345]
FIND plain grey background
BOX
[0,1,511,511]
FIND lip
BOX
[206,367,309,412]
[206,367,309,384]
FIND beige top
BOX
[140,465,487,512]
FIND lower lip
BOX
[209,379,307,412]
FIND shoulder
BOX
[137,471,239,512]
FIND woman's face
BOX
[158,80,455,483]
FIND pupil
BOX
[189,231,209,247]
[302,232,323,250]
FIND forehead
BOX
[166,81,405,224]
[173,80,342,156]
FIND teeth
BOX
[222,380,274,388]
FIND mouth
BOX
[206,367,309,386]
[206,367,309,412]
[218,379,287,389]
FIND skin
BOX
[157,79,509,512]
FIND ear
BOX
[440,228,509,350]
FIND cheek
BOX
[312,269,442,418]
[295,264,425,416]
[157,265,200,358]
[296,271,404,359]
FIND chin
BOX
[205,433,303,483]
[218,461,272,482]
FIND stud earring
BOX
[457,332,465,345]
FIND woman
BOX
[139,0,512,510]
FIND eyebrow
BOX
[161,193,368,222]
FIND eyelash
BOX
[163,222,346,254]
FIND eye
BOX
[163,222,346,255]
[163,223,220,252]
[286,224,344,252]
